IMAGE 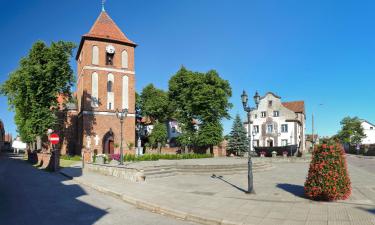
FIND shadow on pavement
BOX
[0,152,106,225]
[276,183,307,198]
[358,207,375,214]
[211,174,247,193]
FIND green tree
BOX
[227,114,249,156]
[337,117,366,145]
[0,41,76,143]
[169,67,232,150]
[149,121,168,153]
[140,84,170,122]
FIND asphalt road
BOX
[0,153,196,225]
[347,154,375,174]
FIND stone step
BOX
[144,164,273,180]
[143,164,270,174]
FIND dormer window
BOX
[268,100,273,106]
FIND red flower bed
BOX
[304,144,351,201]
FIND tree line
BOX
[138,66,232,152]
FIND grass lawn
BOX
[60,159,80,168]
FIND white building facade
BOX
[360,120,375,145]
[245,92,306,153]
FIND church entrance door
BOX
[103,129,114,155]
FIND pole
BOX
[120,118,124,165]
[312,113,314,152]
[247,111,254,194]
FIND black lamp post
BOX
[116,108,128,165]
[241,90,260,194]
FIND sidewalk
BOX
[60,161,375,225]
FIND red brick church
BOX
[59,8,136,155]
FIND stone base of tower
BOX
[77,113,135,155]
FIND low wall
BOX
[84,163,145,182]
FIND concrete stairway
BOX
[143,162,273,180]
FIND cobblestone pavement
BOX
[0,153,196,225]
[60,155,375,225]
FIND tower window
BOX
[106,53,114,65]
[107,80,113,92]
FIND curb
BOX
[59,170,241,225]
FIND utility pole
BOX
[312,113,315,151]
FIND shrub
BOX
[121,153,213,162]
[109,154,121,161]
[304,144,351,201]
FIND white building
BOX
[360,120,375,145]
[245,92,306,152]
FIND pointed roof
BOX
[76,11,136,59]
[282,101,305,114]
[84,11,135,45]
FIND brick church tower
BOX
[75,9,136,154]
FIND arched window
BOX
[122,75,129,109]
[91,72,99,107]
[121,50,128,68]
[92,46,99,65]
[107,73,114,110]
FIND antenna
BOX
[102,0,106,12]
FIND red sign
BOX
[49,133,60,145]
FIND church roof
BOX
[282,101,305,114]
[84,11,135,46]
[76,11,136,59]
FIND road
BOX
[0,153,196,225]
[347,154,375,174]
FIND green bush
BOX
[122,153,213,162]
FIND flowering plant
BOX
[304,144,351,201]
[282,151,288,155]
[109,154,121,161]
[260,151,266,156]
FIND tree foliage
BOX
[227,114,249,155]
[0,41,76,143]
[148,121,168,151]
[169,67,232,148]
[337,117,366,145]
[140,84,170,122]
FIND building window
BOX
[273,111,279,117]
[281,124,288,133]
[108,102,112,110]
[253,140,259,147]
[107,80,113,92]
[281,139,288,146]
[91,72,99,108]
[267,124,273,133]
[261,111,266,118]
[253,125,259,133]
[92,46,99,65]
[268,101,273,106]
[106,53,114,65]
[371,127,374,130]
[122,50,128,68]
[172,127,176,133]
[254,114,257,119]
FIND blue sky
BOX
[1,0,375,137]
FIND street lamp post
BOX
[241,90,260,194]
[116,108,128,165]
